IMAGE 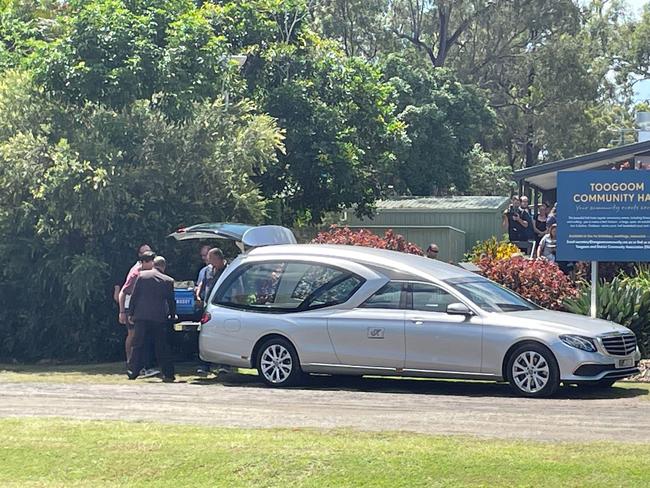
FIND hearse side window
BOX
[214,261,363,312]
[216,262,286,308]
[359,282,404,309]
[306,275,363,309]
[410,283,456,313]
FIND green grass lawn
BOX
[0,418,649,487]
[0,362,257,384]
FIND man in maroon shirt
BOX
[118,243,153,364]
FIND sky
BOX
[628,0,648,15]
[628,0,647,13]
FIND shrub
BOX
[478,256,579,310]
[565,273,650,358]
[467,236,521,263]
[621,265,650,289]
[312,226,424,255]
[573,261,637,283]
[0,75,282,363]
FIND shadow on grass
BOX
[0,362,213,379]
[2,362,647,400]
[200,370,650,401]
[0,362,126,376]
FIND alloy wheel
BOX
[260,343,293,384]
[512,350,550,394]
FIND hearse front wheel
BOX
[507,343,560,398]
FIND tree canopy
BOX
[0,0,647,361]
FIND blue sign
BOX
[557,170,650,262]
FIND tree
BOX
[617,1,650,81]
[32,0,235,118]
[0,69,283,361]
[467,144,514,196]
[247,34,404,224]
[381,54,495,195]
[388,0,498,68]
[204,1,407,225]
[0,0,292,361]
[313,0,390,58]
[446,0,632,168]
[0,0,62,71]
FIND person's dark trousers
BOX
[129,320,174,379]
[143,331,156,370]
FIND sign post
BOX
[590,261,598,318]
[557,170,650,320]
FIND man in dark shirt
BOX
[198,248,227,302]
[502,195,532,252]
[519,196,535,241]
[195,247,228,376]
[502,196,523,242]
[127,252,177,382]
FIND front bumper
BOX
[571,365,640,384]
[555,340,642,383]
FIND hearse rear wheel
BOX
[256,337,303,387]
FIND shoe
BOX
[139,368,146,376]
[217,365,232,374]
[141,368,161,378]
[127,370,138,380]
[162,376,175,383]
[196,366,210,376]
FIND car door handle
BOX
[410,318,425,325]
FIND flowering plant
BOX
[467,236,521,263]
[312,225,424,255]
[478,256,579,310]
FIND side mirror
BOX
[447,302,472,316]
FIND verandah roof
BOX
[513,140,650,191]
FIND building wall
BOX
[345,209,505,252]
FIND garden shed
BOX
[343,196,510,263]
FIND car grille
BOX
[600,334,637,356]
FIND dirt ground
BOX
[2,372,649,443]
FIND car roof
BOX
[247,244,477,282]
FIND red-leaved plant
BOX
[312,225,424,255]
[478,256,579,310]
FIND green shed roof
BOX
[374,196,509,212]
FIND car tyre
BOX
[256,337,303,387]
[507,343,560,398]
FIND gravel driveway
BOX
[2,374,649,443]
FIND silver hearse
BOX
[196,227,640,397]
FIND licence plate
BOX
[173,321,200,332]
[616,358,634,369]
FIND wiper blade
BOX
[497,304,531,311]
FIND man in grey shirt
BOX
[127,253,177,382]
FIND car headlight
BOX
[559,334,597,352]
